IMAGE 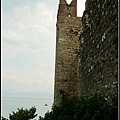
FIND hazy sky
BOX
[2,0,86,97]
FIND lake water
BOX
[1,96,54,119]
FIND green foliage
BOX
[2,107,37,120]
[1,117,8,120]
[2,93,118,120]
[39,92,118,120]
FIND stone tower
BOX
[54,0,82,105]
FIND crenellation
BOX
[54,1,82,103]
[54,0,118,105]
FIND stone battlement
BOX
[54,0,118,105]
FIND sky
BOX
[2,0,86,98]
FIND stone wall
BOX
[54,0,83,105]
[80,0,118,99]
[54,16,82,105]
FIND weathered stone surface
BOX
[54,0,82,105]
[80,0,118,100]
[54,0,118,105]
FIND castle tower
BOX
[54,0,82,105]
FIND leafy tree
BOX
[1,92,118,120]
[2,107,37,120]
[1,117,8,120]
[39,92,118,120]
